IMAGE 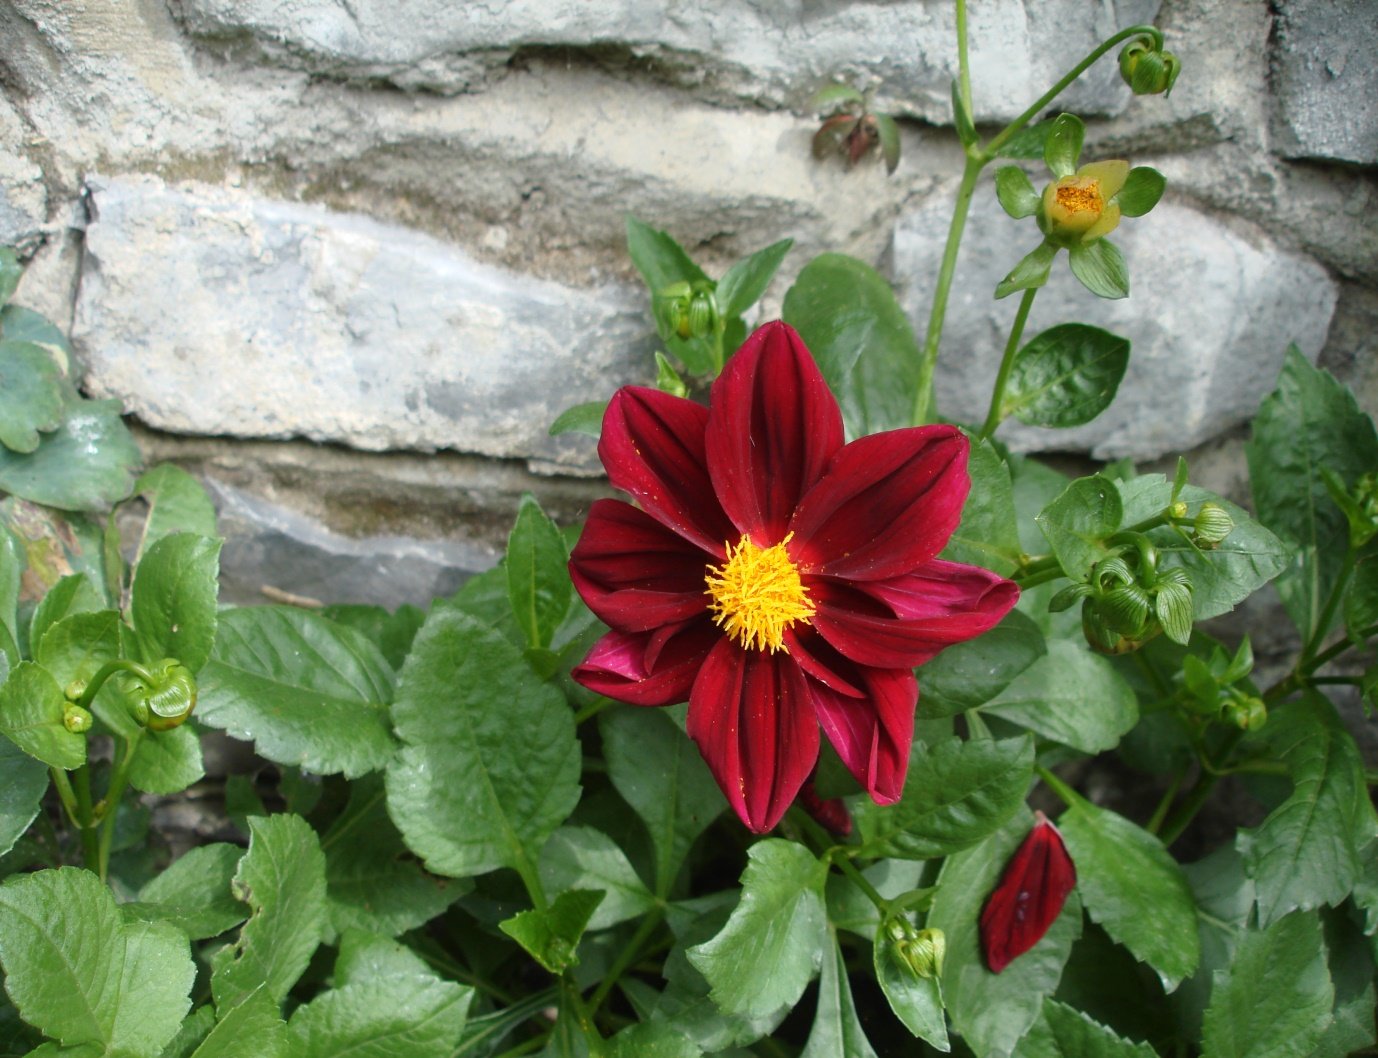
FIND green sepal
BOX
[1068,238,1130,300]
[995,166,1040,219]
[1154,580,1195,645]
[1043,113,1085,178]
[1115,167,1166,217]
[995,241,1058,299]
[654,351,688,397]
[499,889,606,973]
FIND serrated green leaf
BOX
[499,889,605,973]
[210,814,327,1010]
[323,776,466,939]
[984,640,1137,754]
[386,608,580,879]
[854,736,1033,859]
[930,810,1083,1058]
[128,533,220,674]
[1247,348,1378,641]
[1043,114,1084,178]
[1200,911,1333,1058]
[539,826,655,930]
[781,253,922,436]
[0,866,194,1056]
[1058,801,1200,990]
[1036,475,1123,581]
[996,242,1058,299]
[0,736,45,857]
[800,934,880,1057]
[1014,998,1158,1057]
[0,341,66,455]
[608,1022,702,1058]
[318,603,424,672]
[128,466,217,564]
[1003,325,1130,429]
[0,661,85,769]
[506,494,571,652]
[28,574,104,653]
[1115,167,1165,218]
[188,988,286,1058]
[1238,695,1373,926]
[548,401,606,439]
[716,239,792,320]
[874,923,949,1049]
[287,970,471,1058]
[130,843,247,940]
[198,606,397,778]
[687,839,827,1019]
[1068,240,1129,300]
[942,437,1023,576]
[996,167,1041,219]
[600,705,723,897]
[159,1006,215,1058]
[626,217,709,294]
[0,399,141,512]
[918,609,1047,716]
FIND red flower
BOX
[980,811,1078,973]
[569,321,1018,832]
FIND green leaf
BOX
[800,934,880,1057]
[539,826,656,930]
[187,988,286,1058]
[1002,325,1130,429]
[929,810,1083,1058]
[1014,999,1158,1057]
[0,866,194,1057]
[608,1022,703,1058]
[28,574,104,652]
[600,705,723,896]
[131,843,248,940]
[128,533,220,674]
[0,661,85,769]
[1043,114,1085,178]
[197,606,397,778]
[811,83,866,112]
[386,608,581,878]
[0,341,66,454]
[983,640,1138,754]
[854,736,1034,859]
[1200,911,1333,1058]
[716,239,792,319]
[1068,240,1129,300]
[499,889,605,973]
[0,735,45,857]
[0,399,141,512]
[781,253,922,436]
[128,724,204,796]
[626,216,709,294]
[548,401,606,439]
[996,242,1057,300]
[324,776,466,939]
[0,304,72,362]
[1237,695,1373,926]
[951,80,977,146]
[874,113,901,174]
[159,1007,216,1058]
[942,437,1023,576]
[874,925,948,1049]
[996,167,1041,219]
[1114,167,1165,217]
[210,814,328,1010]
[1036,474,1123,581]
[506,494,571,652]
[0,528,19,665]
[319,603,424,673]
[128,465,218,563]
[919,609,1047,716]
[995,121,1055,160]
[0,249,19,306]
[687,839,828,1019]
[1345,553,1378,641]
[287,961,471,1058]
[1246,348,1378,641]
[1057,800,1201,990]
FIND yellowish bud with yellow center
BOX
[1040,160,1130,244]
[705,533,814,653]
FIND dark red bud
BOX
[798,776,852,837]
[979,811,1076,973]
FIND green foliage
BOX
[1002,325,1130,428]
[1068,239,1130,299]
[507,493,572,652]
[801,935,880,1057]
[499,889,606,973]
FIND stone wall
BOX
[2,0,1375,609]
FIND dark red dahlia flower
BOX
[980,811,1078,973]
[569,321,1018,832]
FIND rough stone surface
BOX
[174,0,1157,122]
[891,192,1338,459]
[74,176,653,472]
[1271,0,1378,165]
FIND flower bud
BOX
[1038,160,1129,247]
[1119,38,1182,97]
[981,812,1076,974]
[64,679,88,702]
[654,351,688,398]
[1192,503,1234,548]
[657,281,694,340]
[136,659,198,732]
[1169,501,1189,521]
[1223,695,1267,732]
[898,928,946,980]
[63,705,93,734]
[687,290,717,339]
[1102,583,1152,637]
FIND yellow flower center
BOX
[1055,178,1103,216]
[705,533,814,653]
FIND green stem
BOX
[979,287,1038,438]
[1012,564,1066,590]
[48,767,80,828]
[513,849,548,913]
[1146,768,1185,835]
[955,0,974,121]
[73,765,99,869]
[1300,547,1355,668]
[572,696,613,726]
[1035,765,1081,810]
[562,977,604,1056]
[75,659,155,713]
[589,906,665,1013]
[831,850,890,916]
[97,728,144,881]
[1159,729,1244,845]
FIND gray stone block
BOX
[891,188,1338,458]
[73,176,654,472]
[1271,0,1378,166]
[175,0,1157,123]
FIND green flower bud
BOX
[1223,695,1267,732]
[64,679,88,702]
[1102,583,1152,636]
[687,290,717,339]
[1119,38,1182,97]
[1168,501,1189,521]
[657,281,694,340]
[63,704,93,734]
[1038,160,1129,247]
[135,659,198,732]
[1192,503,1234,548]
[886,917,945,980]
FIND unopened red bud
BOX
[980,812,1077,973]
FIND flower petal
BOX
[706,321,844,542]
[810,560,1019,668]
[810,663,917,805]
[687,640,820,832]
[980,812,1077,973]
[790,425,970,580]
[569,499,715,633]
[599,386,735,552]
[572,621,717,706]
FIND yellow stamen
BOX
[1055,178,1103,215]
[705,533,814,653]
